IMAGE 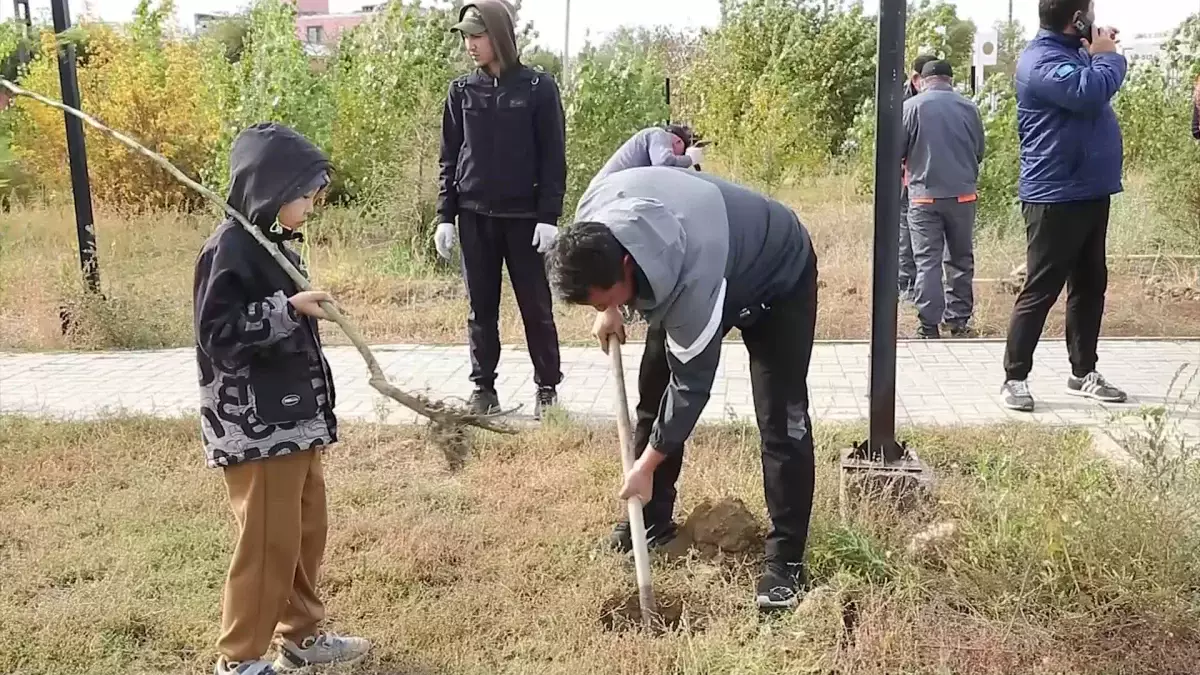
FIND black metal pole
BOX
[664,76,671,123]
[13,0,31,66]
[50,0,100,293]
[868,0,906,462]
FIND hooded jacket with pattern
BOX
[437,0,567,225]
[193,123,337,469]
[575,167,814,456]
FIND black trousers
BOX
[458,211,562,390]
[1003,198,1110,382]
[632,257,819,564]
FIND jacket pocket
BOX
[249,353,319,425]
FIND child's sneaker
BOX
[215,657,279,675]
[274,632,370,671]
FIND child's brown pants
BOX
[217,449,327,662]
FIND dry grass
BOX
[2,414,1199,675]
[1,174,1199,352]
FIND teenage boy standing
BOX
[434,0,568,419]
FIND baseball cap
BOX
[921,59,953,78]
[912,53,938,75]
[451,6,487,36]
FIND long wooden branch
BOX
[3,79,518,439]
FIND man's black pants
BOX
[458,210,562,390]
[632,256,818,564]
[1003,198,1110,382]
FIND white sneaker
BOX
[215,656,279,675]
[274,632,371,672]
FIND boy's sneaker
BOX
[533,386,558,420]
[1001,380,1035,412]
[1066,371,1128,403]
[468,386,500,416]
[215,657,278,675]
[274,632,371,672]
[608,520,679,554]
[755,559,806,611]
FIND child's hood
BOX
[225,123,331,232]
[462,0,520,75]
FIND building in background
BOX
[1123,32,1168,63]
[294,0,377,53]
[194,11,231,32]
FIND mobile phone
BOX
[1074,16,1094,39]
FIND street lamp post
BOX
[49,0,100,295]
[839,0,934,513]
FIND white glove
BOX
[434,222,456,260]
[685,145,705,166]
[531,222,558,254]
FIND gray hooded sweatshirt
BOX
[575,167,813,455]
[592,127,695,184]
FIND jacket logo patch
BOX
[1054,63,1077,77]
[281,394,302,407]
[507,99,528,108]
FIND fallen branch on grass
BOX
[2,80,518,466]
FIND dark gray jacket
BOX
[574,167,813,455]
[193,124,337,469]
[902,81,986,200]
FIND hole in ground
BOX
[599,591,703,634]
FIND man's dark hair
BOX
[545,221,627,304]
[664,124,694,148]
[912,53,938,76]
[1039,0,1087,31]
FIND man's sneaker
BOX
[608,520,679,554]
[1066,372,1128,403]
[274,632,371,672]
[916,324,940,339]
[468,386,500,416]
[215,657,278,675]
[946,323,977,338]
[755,559,806,611]
[533,386,558,421]
[1001,379,1035,412]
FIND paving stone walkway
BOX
[3,340,1199,443]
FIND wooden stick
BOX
[2,79,517,437]
[607,336,657,627]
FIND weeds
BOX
[2,416,1199,674]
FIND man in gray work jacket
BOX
[903,59,985,338]
[591,125,704,184]
[546,166,819,611]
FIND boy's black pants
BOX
[458,211,562,390]
[632,256,818,565]
[1003,198,1109,382]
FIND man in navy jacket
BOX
[434,1,567,420]
[1001,0,1128,412]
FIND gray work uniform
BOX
[902,81,985,330]
[590,127,695,185]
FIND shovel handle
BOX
[607,335,658,625]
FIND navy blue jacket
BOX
[437,65,567,225]
[1015,30,1126,204]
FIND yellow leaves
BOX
[12,25,229,210]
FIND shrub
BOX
[13,0,229,209]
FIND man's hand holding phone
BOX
[1083,24,1119,55]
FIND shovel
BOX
[607,335,658,627]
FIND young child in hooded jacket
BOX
[193,122,371,675]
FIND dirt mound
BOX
[599,591,688,634]
[681,498,764,560]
